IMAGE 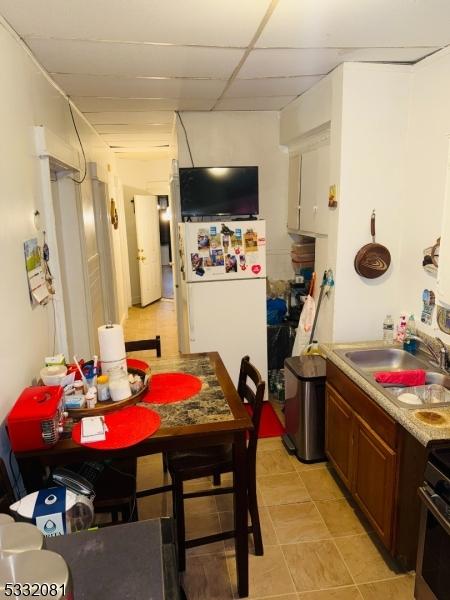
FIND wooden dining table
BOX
[14,352,253,598]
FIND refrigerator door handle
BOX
[187,286,196,342]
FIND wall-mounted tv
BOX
[179,166,259,217]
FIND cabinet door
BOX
[299,145,330,236]
[352,415,396,548]
[325,384,353,490]
[287,153,301,230]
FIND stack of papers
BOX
[81,416,108,443]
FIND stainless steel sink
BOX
[426,372,450,388]
[343,348,430,372]
[336,346,450,409]
[387,373,450,408]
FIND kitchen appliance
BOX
[415,447,450,600]
[178,220,267,385]
[282,355,326,462]
[354,210,391,278]
[10,487,94,535]
[179,166,259,217]
[7,386,66,452]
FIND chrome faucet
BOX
[435,337,450,371]
[405,335,450,371]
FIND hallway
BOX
[123,298,179,357]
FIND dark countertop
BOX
[46,518,179,600]
[134,355,234,428]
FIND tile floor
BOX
[123,302,416,600]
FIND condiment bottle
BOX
[97,375,110,402]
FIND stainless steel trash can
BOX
[282,355,326,462]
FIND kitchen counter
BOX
[321,341,450,447]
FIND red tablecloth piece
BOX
[72,406,160,450]
[142,372,202,404]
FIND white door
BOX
[134,195,162,306]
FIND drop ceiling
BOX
[0,0,448,156]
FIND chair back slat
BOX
[237,356,265,470]
[0,458,15,513]
[125,335,161,357]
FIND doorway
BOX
[49,161,118,357]
[158,195,173,299]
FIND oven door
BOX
[415,486,450,600]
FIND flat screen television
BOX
[179,166,259,217]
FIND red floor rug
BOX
[245,402,285,438]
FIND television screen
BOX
[179,166,259,217]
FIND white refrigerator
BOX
[178,220,268,387]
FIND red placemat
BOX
[72,406,160,450]
[126,357,150,372]
[142,372,202,404]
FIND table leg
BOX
[233,431,248,598]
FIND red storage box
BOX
[7,386,65,452]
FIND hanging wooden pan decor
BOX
[354,211,391,279]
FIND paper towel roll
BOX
[98,323,126,364]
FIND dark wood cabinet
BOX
[352,414,396,547]
[325,385,353,488]
[326,360,430,569]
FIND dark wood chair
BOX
[167,355,265,571]
[0,458,16,514]
[93,459,138,524]
[93,336,162,525]
[125,335,161,357]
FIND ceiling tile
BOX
[239,48,339,78]
[238,46,439,79]
[86,111,174,124]
[26,38,244,78]
[0,0,271,45]
[214,96,296,110]
[116,149,170,159]
[94,123,172,133]
[257,0,450,48]
[224,76,322,98]
[52,73,225,98]
[99,133,171,142]
[108,140,170,149]
[74,97,214,111]
[336,46,441,63]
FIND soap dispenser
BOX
[403,315,417,354]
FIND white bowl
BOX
[40,365,67,386]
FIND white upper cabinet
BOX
[287,140,330,237]
[287,152,301,231]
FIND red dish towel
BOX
[374,369,426,386]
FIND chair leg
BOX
[213,472,221,486]
[121,504,131,523]
[172,476,186,572]
[162,452,168,474]
[110,510,119,523]
[248,477,263,556]
[130,500,139,522]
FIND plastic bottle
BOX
[403,315,417,355]
[383,315,394,344]
[396,315,408,343]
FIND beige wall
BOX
[176,111,292,280]
[0,20,123,439]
